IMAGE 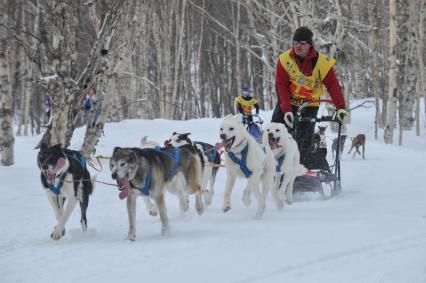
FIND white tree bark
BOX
[384,0,398,144]
[0,12,14,166]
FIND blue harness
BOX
[133,147,180,196]
[44,152,86,195]
[276,154,285,172]
[197,142,219,163]
[135,168,152,196]
[228,144,252,178]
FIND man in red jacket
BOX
[271,26,348,169]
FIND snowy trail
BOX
[1,107,426,283]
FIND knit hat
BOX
[293,27,313,45]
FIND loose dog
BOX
[219,114,275,219]
[165,132,221,206]
[348,134,366,159]
[37,143,94,240]
[109,145,204,240]
[332,134,347,158]
[263,123,306,206]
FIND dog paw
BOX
[223,205,231,213]
[128,232,136,241]
[275,199,284,210]
[81,220,88,231]
[51,227,65,240]
[148,207,158,217]
[161,226,171,236]
[203,191,213,206]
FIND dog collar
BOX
[227,143,252,178]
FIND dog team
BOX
[37,114,364,241]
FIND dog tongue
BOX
[118,177,130,200]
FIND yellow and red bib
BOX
[234,96,257,115]
[279,50,335,107]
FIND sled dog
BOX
[263,123,306,205]
[109,145,204,240]
[332,134,347,158]
[37,143,94,240]
[219,114,275,218]
[165,132,221,206]
[140,136,160,148]
[348,134,366,159]
[140,135,193,216]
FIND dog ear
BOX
[113,147,121,154]
[182,133,191,137]
[40,143,48,150]
[172,132,177,135]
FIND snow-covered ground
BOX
[1,100,426,283]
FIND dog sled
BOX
[291,100,344,198]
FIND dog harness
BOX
[154,146,180,180]
[43,152,86,195]
[228,144,252,178]
[276,154,285,172]
[196,142,219,163]
[43,171,68,195]
[63,151,86,169]
[135,168,152,196]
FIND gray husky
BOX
[109,145,204,241]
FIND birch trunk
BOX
[384,0,398,144]
[0,12,14,165]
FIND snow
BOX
[1,100,426,283]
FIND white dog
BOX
[263,122,306,205]
[219,114,276,218]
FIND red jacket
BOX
[276,47,346,113]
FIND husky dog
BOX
[37,143,94,240]
[140,135,192,216]
[165,132,221,206]
[109,145,204,240]
[263,123,306,205]
[219,114,275,219]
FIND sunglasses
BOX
[293,40,309,45]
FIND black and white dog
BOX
[37,143,94,240]
[165,132,221,206]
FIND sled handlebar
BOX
[298,115,342,124]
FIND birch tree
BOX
[384,0,398,144]
[0,10,14,165]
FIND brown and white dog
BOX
[165,132,221,206]
[348,134,366,159]
[109,146,204,240]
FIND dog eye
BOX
[119,162,126,167]
[275,129,280,132]
[220,128,223,131]
[229,127,234,131]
